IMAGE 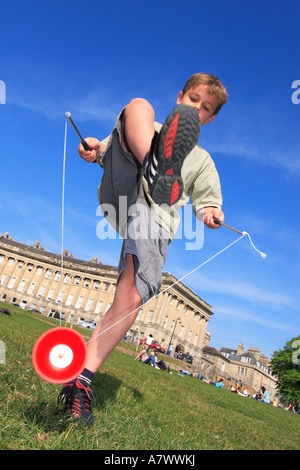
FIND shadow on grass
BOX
[24,372,144,432]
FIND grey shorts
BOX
[99,110,169,303]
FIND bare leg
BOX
[121,98,156,165]
[85,254,142,373]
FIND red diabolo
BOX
[32,327,87,384]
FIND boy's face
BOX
[177,84,219,126]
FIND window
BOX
[64,274,71,284]
[37,286,45,298]
[27,282,36,295]
[66,293,74,306]
[36,267,43,275]
[56,291,64,303]
[103,283,109,292]
[185,307,189,316]
[179,325,184,337]
[75,296,83,309]
[74,276,80,286]
[136,310,142,321]
[163,316,168,329]
[1,274,7,285]
[8,258,14,266]
[85,298,93,311]
[241,356,251,363]
[27,264,33,272]
[0,255,5,263]
[17,282,28,297]
[54,272,62,282]
[169,295,174,305]
[84,279,91,288]
[93,280,100,290]
[146,310,154,322]
[176,300,181,310]
[45,269,52,279]
[17,261,24,269]
[47,288,55,300]
[95,301,103,314]
[7,276,17,288]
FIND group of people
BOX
[251,386,270,403]
[135,343,170,372]
[134,341,299,413]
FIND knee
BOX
[124,98,154,119]
[126,288,142,312]
[114,279,142,312]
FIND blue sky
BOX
[0,0,299,359]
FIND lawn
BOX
[1,303,299,451]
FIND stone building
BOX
[201,342,278,400]
[0,232,212,357]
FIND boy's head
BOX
[177,73,228,126]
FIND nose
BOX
[194,101,202,112]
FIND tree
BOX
[270,335,300,404]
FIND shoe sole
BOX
[150,105,200,205]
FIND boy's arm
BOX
[188,148,224,229]
[78,137,107,164]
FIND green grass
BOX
[1,303,300,450]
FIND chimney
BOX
[237,343,244,356]
[247,347,261,361]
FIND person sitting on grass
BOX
[153,350,168,371]
[135,346,157,367]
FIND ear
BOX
[176,91,183,105]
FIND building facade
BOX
[201,343,278,400]
[0,233,212,357]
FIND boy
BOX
[58,73,228,425]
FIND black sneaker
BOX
[57,379,94,426]
[145,105,200,206]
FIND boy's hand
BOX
[198,207,224,229]
[78,137,102,163]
